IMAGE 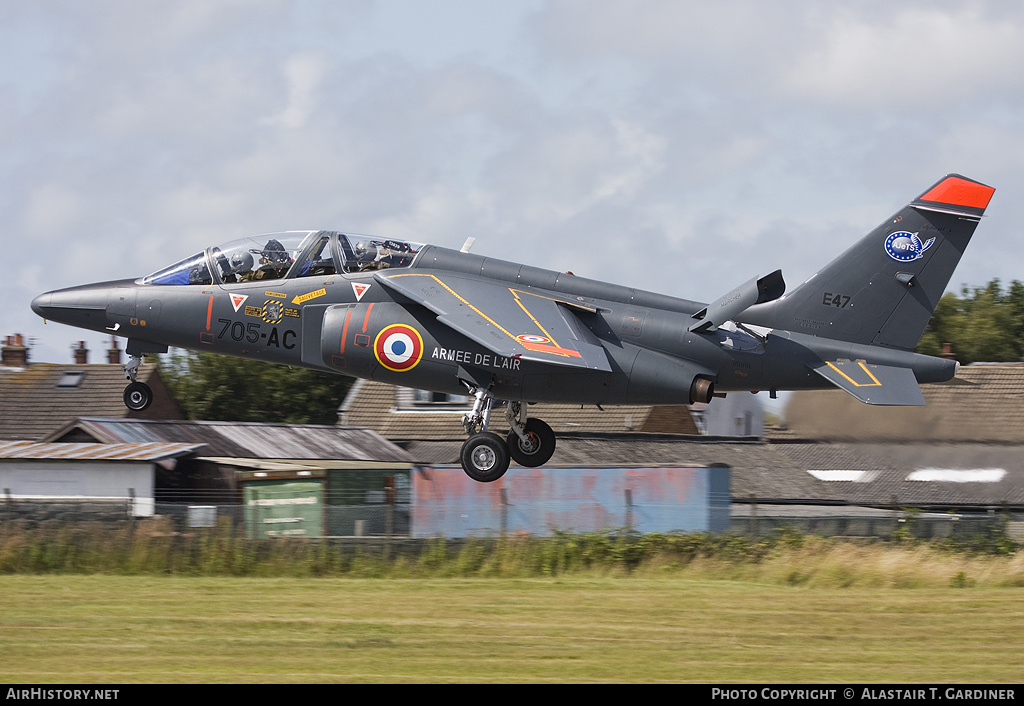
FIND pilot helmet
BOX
[355,240,378,264]
[229,250,254,274]
[262,238,290,265]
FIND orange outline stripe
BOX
[340,310,352,354]
[362,302,374,333]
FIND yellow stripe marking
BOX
[509,290,558,345]
[385,273,583,358]
[826,360,882,387]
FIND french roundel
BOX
[374,324,423,372]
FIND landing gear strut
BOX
[122,354,153,411]
[459,392,556,482]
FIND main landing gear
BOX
[122,354,153,411]
[460,392,555,482]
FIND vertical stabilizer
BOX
[741,174,994,350]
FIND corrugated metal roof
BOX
[0,440,204,461]
[43,418,413,463]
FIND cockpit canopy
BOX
[140,231,424,286]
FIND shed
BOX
[411,464,730,537]
[0,440,204,516]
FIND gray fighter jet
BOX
[32,174,995,481]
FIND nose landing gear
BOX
[122,354,153,412]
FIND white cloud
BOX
[784,7,1024,109]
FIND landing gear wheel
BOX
[507,418,556,468]
[460,432,510,482]
[123,382,153,411]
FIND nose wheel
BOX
[123,382,153,411]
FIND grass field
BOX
[1,575,1021,683]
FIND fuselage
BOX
[31,231,956,407]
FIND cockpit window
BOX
[292,234,337,278]
[140,252,213,286]
[336,234,422,273]
[139,231,422,285]
[140,232,314,286]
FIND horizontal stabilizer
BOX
[807,359,925,405]
[689,269,785,333]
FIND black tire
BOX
[460,432,510,482]
[123,382,153,412]
[506,418,556,467]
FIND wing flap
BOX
[807,359,925,405]
[376,271,612,371]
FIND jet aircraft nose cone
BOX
[30,291,52,318]
[29,279,138,333]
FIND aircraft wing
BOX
[375,271,613,371]
[807,359,926,405]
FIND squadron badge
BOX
[884,231,935,262]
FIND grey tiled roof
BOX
[777,364,1024,442]
[0,363,181,441]
[402,435,1024,509]
[403,435,842,503]
[339,380,698,439]
[772,441,1024,508]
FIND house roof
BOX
[776,363,1024,442]
[772,441,1024,508]
[0,440,204,462]
[338,379,698,439]
[0,363,182,441]
[42,417,414,464]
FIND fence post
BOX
[384,476,395,558]
[625,488,633,532]
[500,488,509,536]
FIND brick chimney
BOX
[1,334,29,367]
[107,337,122,364]
[73,341,89,364]
[942,342,956,360]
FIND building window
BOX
[57,371,85,387]
[412,389,469,406]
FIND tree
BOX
[917,279,1024,365]
[159,349,353,424]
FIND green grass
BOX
[1,575,1021,683]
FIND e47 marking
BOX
[823,292,851,308]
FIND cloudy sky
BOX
[3,0,1022,371]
